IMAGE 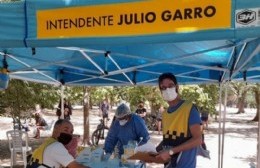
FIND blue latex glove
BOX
[102,153,111,161]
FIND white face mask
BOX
[119,119,128,126]
[162,87,178,101]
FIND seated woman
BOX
[33,112,48,139]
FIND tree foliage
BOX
[180,84,218,115]
[229,82,249,113]
[1,79,258,123]
[252,83,260,121]
[0,80,34,119]
[0,79,59,118]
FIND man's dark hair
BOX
[54,119,71,128]
[158,73,178,85]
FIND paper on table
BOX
[76,148,92,163]
[127,141,167,163]
[134,141,157,154]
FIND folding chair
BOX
[6,130,32,168]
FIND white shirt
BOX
[42,141,74,168]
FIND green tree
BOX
[180,84,218,115]
[0,80,38,129]
[115,86,165,114]
[0,79,60,128]
[229,82,248,113]
[200,84,219,114]
[252,84,260,121]
[28,82,60,109]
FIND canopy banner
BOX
[37,0,231,39]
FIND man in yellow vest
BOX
[27,119,90,168]
[155,73,202,168]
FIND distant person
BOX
[201,110,209,130]
[33,112,48,139]
[103,103,150,160]
[22,119,30,132]
[135,101,147,120]
[56,98,72,120]
[35,104,42,114]
[201,124,207,150]
[156,105,164,135]
[99,99,110,126]
[27,119,90,168]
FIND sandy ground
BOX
[0,107,257,168]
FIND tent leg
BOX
[256,105,260,168]
[221,82,228,168]
[218,83,223,168]
[60,85,64,119]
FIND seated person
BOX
[22,120,30,132]
[201,110,209,130]
[33,112,48,139]
[27,119,90,168]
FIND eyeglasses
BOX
[159,83,176,91]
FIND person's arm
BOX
[135,116,150,144]
[104,121,118,154]
[67,160,91,168]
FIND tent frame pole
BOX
[221,82,228,168]
[218,83,223,168]
[258,105,260,168]
[60,85,64,119]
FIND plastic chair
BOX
[6,130,32,168]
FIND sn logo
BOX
[236,10,256,25]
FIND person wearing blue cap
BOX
[103,103,150,160]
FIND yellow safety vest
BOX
[27,138,57,168]
[162,101,193,146]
